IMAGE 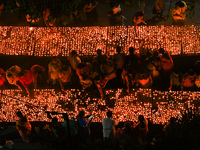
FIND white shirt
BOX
[102,118,115,138]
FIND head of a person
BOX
[16,111,27,122]
[110,1,118,9]
[116,46,121,54]
[170,117,176,124]
[175,1,186,8]
[159,48,165,54]
[107,110,113,118]
[52,117,58,125]
[129,47,135,54]
[138,11,144,16]
[173,69,180,75]
[16,111,23,118]
[138,115,144,122]
[78,110,85,118]
[5,140,14,149]
[62,113,68,120]
[71,50,78,56]
[188,69,195,76]
[97,49,102,56]
[124,122,131,130]
[153,51,158,57]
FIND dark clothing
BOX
[78,118,90,138]
[62,120,79,137]
[108,10,123,26]
[85,5,98,25]
[125,54,140,71]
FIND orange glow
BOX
[0,89,199,124]
[29,27,33,31]
[0,26,199,56]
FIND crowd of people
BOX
[0,108,199,150]
[1,46,200,98]
[0,0,189,27]
[56,0,188,26]
[0,65,45,97]
[0,1,198,149]
[80,0,188,26]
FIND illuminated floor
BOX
[0,89,199,124]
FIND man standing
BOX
[102,110,119,139]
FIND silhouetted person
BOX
[16,111,32,143]
[68,50,81,71]
[113,46,125,70]
[84,1,98,26]
[102,110,119,139]
[163,117,179,136]
[77,110,90,139]
[135,115,148,145]
[126,47,140,71]
[93,49,108,73]
[108,4,124,25]
[62,113,79,150]
[117,122,135,141]
[49,117,66,149]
